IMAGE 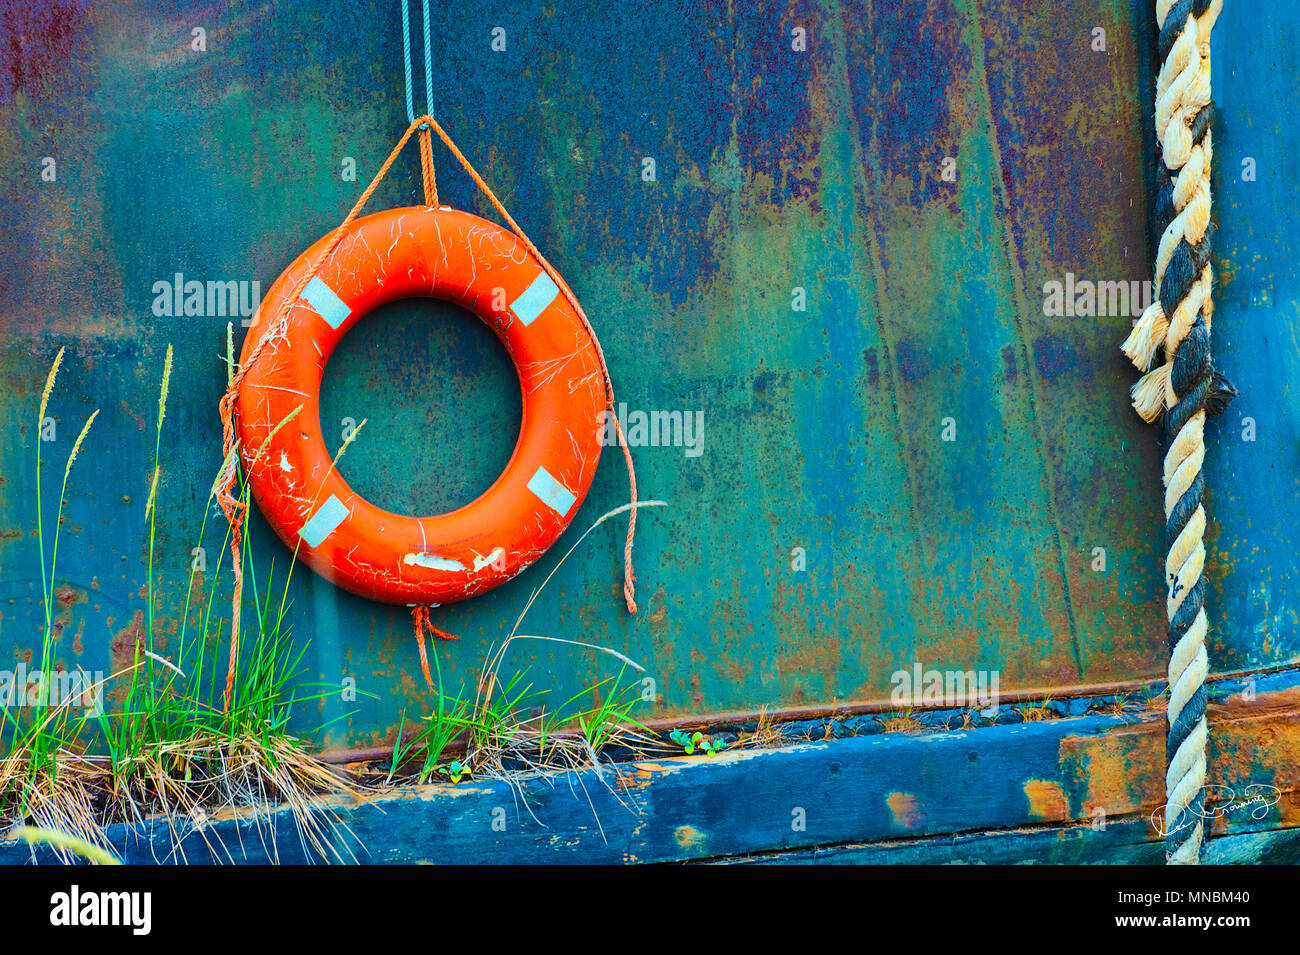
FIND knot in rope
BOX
[1119,0,1235,866]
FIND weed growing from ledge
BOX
[0,347,361,864]
[668,728,726,756]
[2,347,673,863]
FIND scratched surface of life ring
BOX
[237,206,608,607]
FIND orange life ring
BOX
[237,205,607,606]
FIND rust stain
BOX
[108,610,146,703]
[886,791,923,829]
[673,825,705,850]
[1213,684,1300,721]
[1023,779,1069,820]
[56,588,84,614]
[1206,696,1300,834]
[1052,686,1300,839]
[1060,719,1163,818]
[0,0,1277,754]
[120,398,145,432]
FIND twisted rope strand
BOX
[400,0,432,127]
[402,0,438,205]
[418,127,438,206]
[412,605,459,693]
[1119,0,1236,865]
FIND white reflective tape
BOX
[300,276,350,329]
[299,495,348,547]
[510,272,560,327]
[473,547,505,572]
[402,552,466,572]
[526,466,576,517]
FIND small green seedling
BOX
[438,759,471,783]
[669,728,726,756]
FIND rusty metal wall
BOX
[1206,5,1300,672]
[0,0,1284,750]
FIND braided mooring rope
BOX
[1120,0,1237,865]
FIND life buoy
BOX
[236,205,607,606]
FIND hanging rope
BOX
[217,116,430,710]
[418,114,644,614]
[402,0,442,682]
[217,4,642,707]
[1120,0,1236,865]
[398,0,637,692]
[399,0,432,128]
[411,605,459,691]
[401,0,438,206]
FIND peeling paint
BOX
[402,552,466,573]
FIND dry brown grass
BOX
[2,731,366,864]
[1019,696,1056,723]
[734,706,788,749]
[878,710,927,734]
